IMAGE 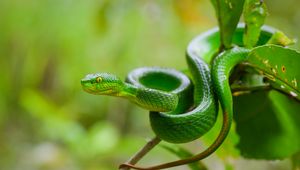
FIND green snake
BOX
[81,25,282,169]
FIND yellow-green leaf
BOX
[243,0,268,48]
[210,0,245,49]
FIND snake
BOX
[81,25,279,169]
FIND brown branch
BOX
[119,137,161,170]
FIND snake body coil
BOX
[126,55,218,143]
[81,25,276,169]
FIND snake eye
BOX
[96,77,102,83]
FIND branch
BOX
[119,136,161,170]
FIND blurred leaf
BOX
[20,89,85,143]
[233,90,300,159]
[20,89,120,159]
[86,122,119,155]
[243,0,268,48]
[267,31,295,46]
[210,0,245,48]
[160,144,207,170]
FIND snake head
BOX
[81,73,124,96]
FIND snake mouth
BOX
[83,87,114,95]
[83,88,108,94]
[97,89,114,94]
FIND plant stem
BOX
[119,136,161,170]
[292,152,300,170]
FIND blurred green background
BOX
[0,0,299,170]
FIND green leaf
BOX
[243,0,268,48]
[233,90,300,159]
[232,45,300,159]
[210,0,245,49]
[160,144,207,170]
[267,31,295,46]
[247,45,300,100]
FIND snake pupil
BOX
[96,77,102,83]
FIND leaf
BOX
[233,90,300,159]
[210,0,245,49]
[267,31,295,46]
[247,45,300,100]
[160,144,207,170]
[243,0,268,48]
[232,45,300,159]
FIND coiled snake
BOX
[81,25,299,169]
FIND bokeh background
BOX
[0,0,299,170]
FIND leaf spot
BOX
[281,66,286,73]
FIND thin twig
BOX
[119,136,161,170]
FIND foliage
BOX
[234,90,300,159]
[210,0,300,166]
[243,0,268,48]
[210,0,245,49]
